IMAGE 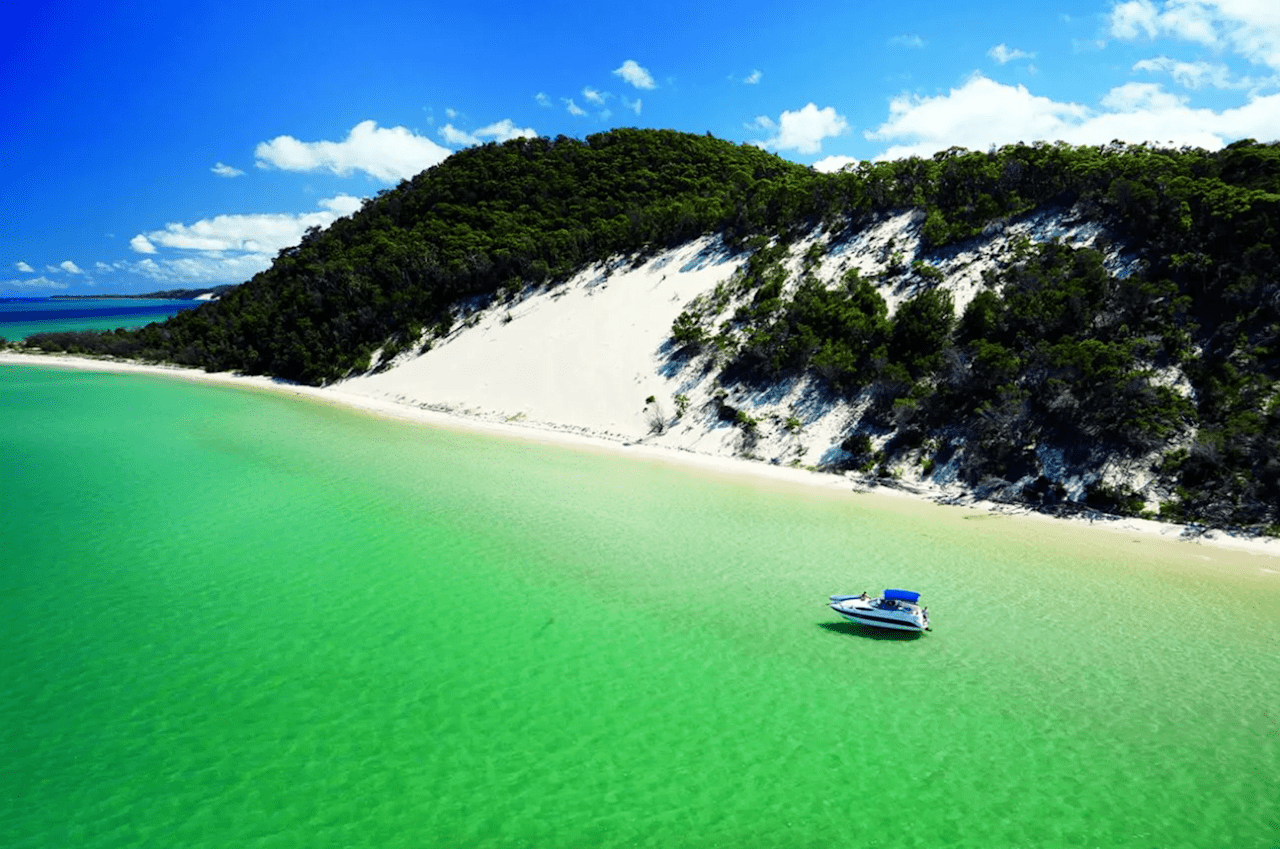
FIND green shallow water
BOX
[3,365,1278,848]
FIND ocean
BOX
[0,297,202,342]
[2,363,1277,848]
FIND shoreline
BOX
[5,349,1279,564]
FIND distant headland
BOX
[49,285,235,301]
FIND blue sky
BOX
[3,0,1278,295]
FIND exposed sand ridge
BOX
[4,207,1271,558]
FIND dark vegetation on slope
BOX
[12,130,1279,530]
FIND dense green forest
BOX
[12,129,1279,531]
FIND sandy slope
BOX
[334,236,885,473]
[332,210,1145,486]
[3,343,1277,563]
[3,223,1278,562]
[338,238,743,442]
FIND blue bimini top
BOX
[884,589,921,603]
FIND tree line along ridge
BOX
[12,129,1279,531]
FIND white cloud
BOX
[583,87,608,105]
[751,103,850,155]
[744,69,763,84]
[439,124,476,146]
[613,59,656,90]
[1110,1,1280,70]
[494,118,532,140]
[211,161,244,177]
[1110,0,1161,39]
[812,155,860,173]
[890,34,925,49]
[1133,55,1252,88]
[16,260,34,272]
[319,194,364,216]
[43,260,86,275]
[866,72,1280,159]
[142,215,297,253]
[124,195,365,284]
[535,92,551,108]
[439,119,538,147]
[868,75,1092,158]
[564,98,587,117]
[254,120,453,183]
[131,254,276,285]
[1100,80,1178,110]
[989,43,1034,64]
[622,96,642,115]
[2,275,67,290]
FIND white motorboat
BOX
[829,589,929,632]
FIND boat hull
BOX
[829,600,928,632]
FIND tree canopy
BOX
[15,130,1280,530]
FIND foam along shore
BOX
[2,233,1278,563]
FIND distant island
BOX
[50,285,236,301]
[9,129,1279,533]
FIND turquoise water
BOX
[3,364,1278,848]
[0,298,200,341]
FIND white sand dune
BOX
[4,340,1277,562]
[339,237,741,442]
[333,237,879,476]
[4,222,1279,562]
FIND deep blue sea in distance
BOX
[0,297,202,341]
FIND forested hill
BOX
[16,129,1280,531]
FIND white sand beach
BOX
[4,233,1278,565]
